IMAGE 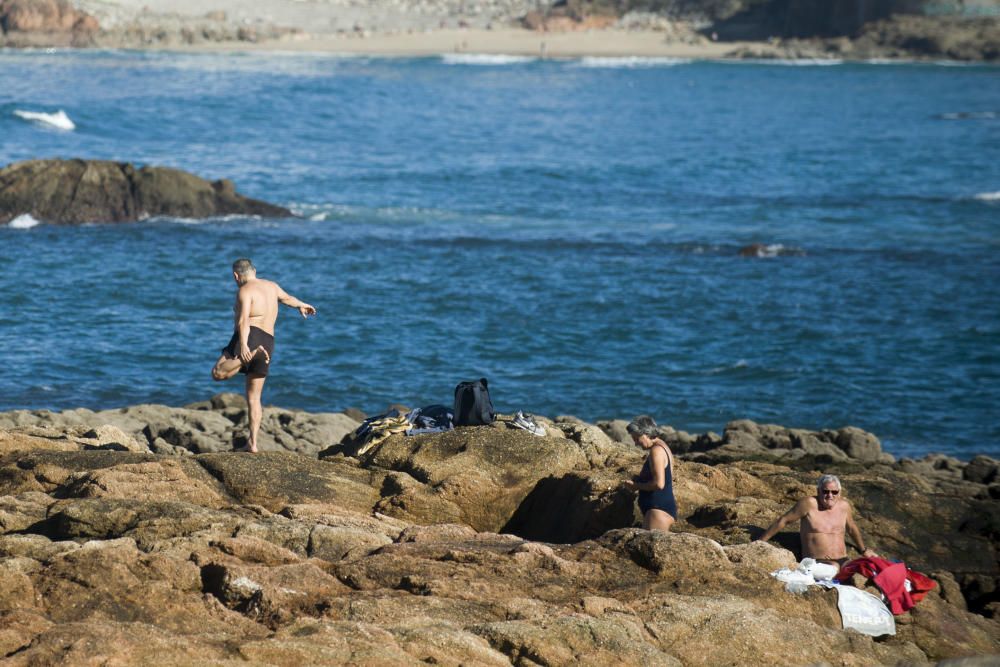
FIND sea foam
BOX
[13,109,76,130]
[576,56,691,68]
[440,54,535,66]
[974,191,1000,201]
[8,213,40,229]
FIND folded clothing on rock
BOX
[835,556,936,615]
[772,558,896,636]
[352,410,411,455]
[406,404,454,435]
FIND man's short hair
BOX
[626,415,658,437]
[232,258,255,277]
[817,474,841,492]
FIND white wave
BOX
[707,359,748,374]
[576,56,691,68]
[740,243,789,257]
[718,58,843,66]
[974,191,1000,201]
[440,53,535,65]
[13,109,76,130]
[8,213,40,229]
[771,58,843,66]
[159,213,266,225]
[933,59,980,67]
[757,243,785,257]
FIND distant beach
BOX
[172,28,738,59]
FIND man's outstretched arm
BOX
[276,284,316,318]
[756,498,810,543]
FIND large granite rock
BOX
[0,405,998,664]
[0,393,359,457]
[0,159,292,225]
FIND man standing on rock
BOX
[211,258,315,453]
[755,474,877,566]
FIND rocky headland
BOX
[1,0,998,60]
[0,159,292,225]
[1,395,998,664]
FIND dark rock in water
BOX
[0,0,98,47]
[0,159,293,224]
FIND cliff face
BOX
[1,398,998,664]
[537,0,1000,59]
[708,0,932,39]
[0,0,98,46]
[567,0,998,37]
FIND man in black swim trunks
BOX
[211,258,316,453]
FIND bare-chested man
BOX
[755,474,877,566]
[211,258,315,453]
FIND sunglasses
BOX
[821,489,840,496]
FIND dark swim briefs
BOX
[222,326,275,377]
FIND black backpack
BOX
[453,378,495,426]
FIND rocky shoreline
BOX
[1,395,998,663]
[1,0,998,60]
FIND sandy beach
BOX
[178,29,738,58]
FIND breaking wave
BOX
[8,213,41,229]
[440,54,535,66]
[575,56,692,68]
[13,109,75,130]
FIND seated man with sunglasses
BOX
[755,474,877,566]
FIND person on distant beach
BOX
[622,415,677,532]
[211,258,315,453]
[755,474,877,566]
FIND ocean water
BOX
[1,50,998,459]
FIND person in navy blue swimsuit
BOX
[623,415,677,532]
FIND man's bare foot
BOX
[233,445,258,453]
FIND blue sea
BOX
[1,50,998,459]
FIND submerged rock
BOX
[0,159,293,225]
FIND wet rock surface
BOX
[0,159,293,225]
[1,397,998,664]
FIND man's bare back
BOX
[233,278,281,336]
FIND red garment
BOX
[835,556,937,615]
